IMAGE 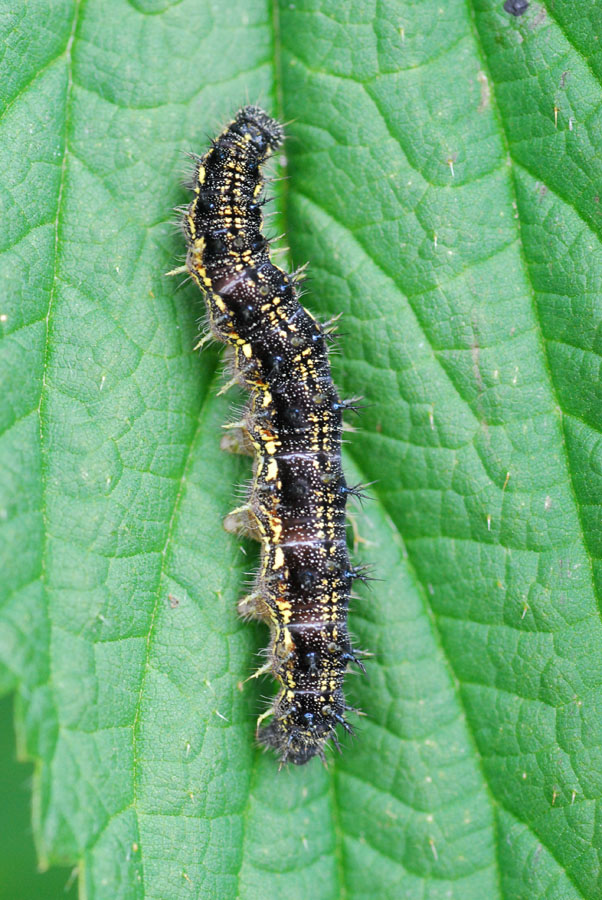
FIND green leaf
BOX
[1,1,601,898]
[0,694,77,899]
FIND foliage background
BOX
[2,0,602,898]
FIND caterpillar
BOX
[178,106,367,765]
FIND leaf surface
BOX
[1,1,601,898]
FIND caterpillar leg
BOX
[237,591,272,622]
[220,422,254,457]
[223,504,263,540]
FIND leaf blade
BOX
[2,1,602,899]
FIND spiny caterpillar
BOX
[178,106,368,765]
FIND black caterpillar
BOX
[178,106,367,765]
